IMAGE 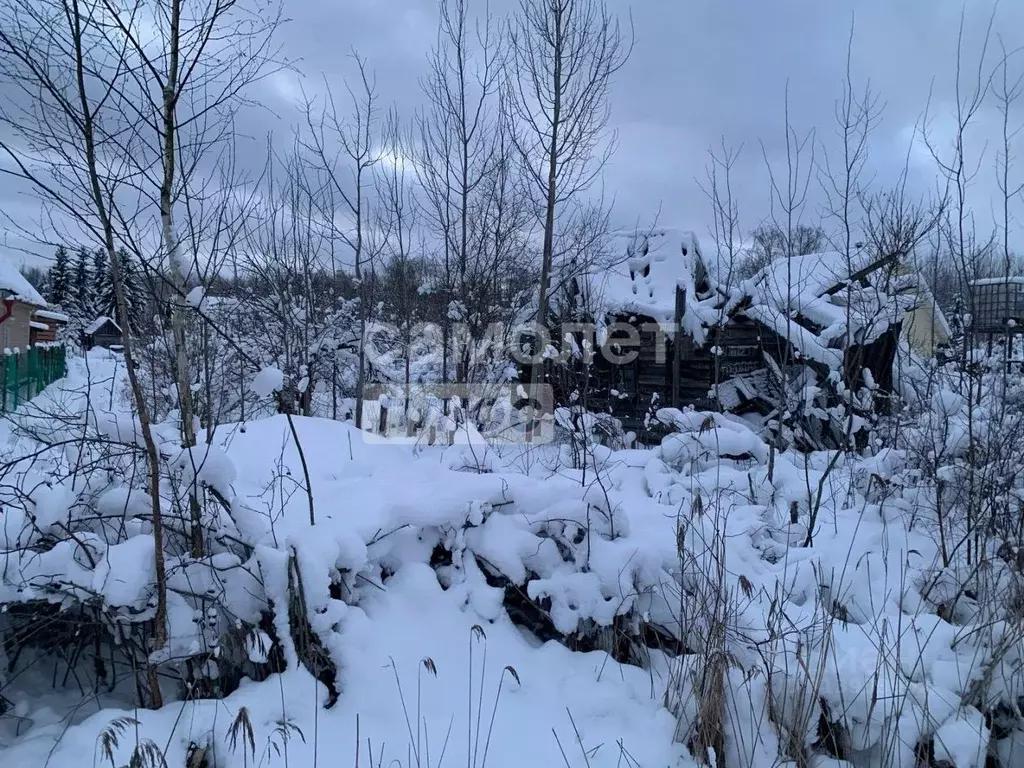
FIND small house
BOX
[82,316,123,350]
[545,230,920,448]
[0,253,47,351]
[30,309,70,345]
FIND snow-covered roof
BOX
[0,254,46,306]
[585,234,915,371]
[84,316,121,335]
[970,276,1024,287]
[750,250,877,313]
[34,309,69,323]
[588,229,704,326]
[745,250,914,350]
[584,229,742,346]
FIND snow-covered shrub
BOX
[0,353,276,710]
[8,343,1024,768]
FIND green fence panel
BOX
[2,354,12,412]
[1,345,67,413]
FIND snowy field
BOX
[1,349,1023,768]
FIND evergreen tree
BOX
[121,250,146,329]
[91,249,108,314]
[99,250,145,328]
[72,247,93,320]
[97,254,115,319]
[49,246,71,306]
[20,265,48,299]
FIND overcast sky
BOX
[4,0,1024,270]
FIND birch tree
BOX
[508,0,631,390]
[415,0,505,393]
[0,0,171,706]
[98,0,280,557]
[303,53,381,429]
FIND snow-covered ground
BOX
[1,350,1022,768]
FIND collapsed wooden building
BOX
[544,229,933,448]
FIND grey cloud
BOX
[5,0,1024,269]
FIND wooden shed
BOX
[542,230,915,447]
[30,309,70,344]
[82,316,123,350]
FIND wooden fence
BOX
[1,345,67,413]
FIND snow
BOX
[0,253,45,306]
[588,228,706,327]
[753,251,871,309]
[83,315,120,335]
[2,568,688,768]
[28,320,47,330]
[933,709,989,767]
[743,303,844,367]
[172,444,238,499]
[2,348,1024,768]
[186,285,206,308]
[747,250,912,349]
[33,309,69,323]
[251,365,284,397]
[970,276,1024,287]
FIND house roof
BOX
[84,316,121,335]
[586,232,919,370]
[745,250,916,350]
[970,276,1024,287]
[34,309,70,323]
[587,228,736,341]
[0,254,46,306]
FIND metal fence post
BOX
[2,353,11,412]
[28,347,38,398]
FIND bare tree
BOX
[91,0,281,557]
[700,141,745,286]
[0,0,281,705]
[735,222,826,280]
[375,110,421,425]
[994,43,1024,281]
[507,0,632,390]
[0,0,172,706]
[303,53,381,430]
[414,0,505,396]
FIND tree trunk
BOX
[160,0,203,558]
[69,3,168,707]
[528,39,561,417]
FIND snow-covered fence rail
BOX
[1,344,66,413]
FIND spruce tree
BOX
[72,247,93,320]
[49,246,71,306]
[99,250,143,328]
[91,249,108,315]
[119,250,146,329]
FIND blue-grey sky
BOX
[3,0,1023,269]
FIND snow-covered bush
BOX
[0,354,274,710]
[8,341,1024,768]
